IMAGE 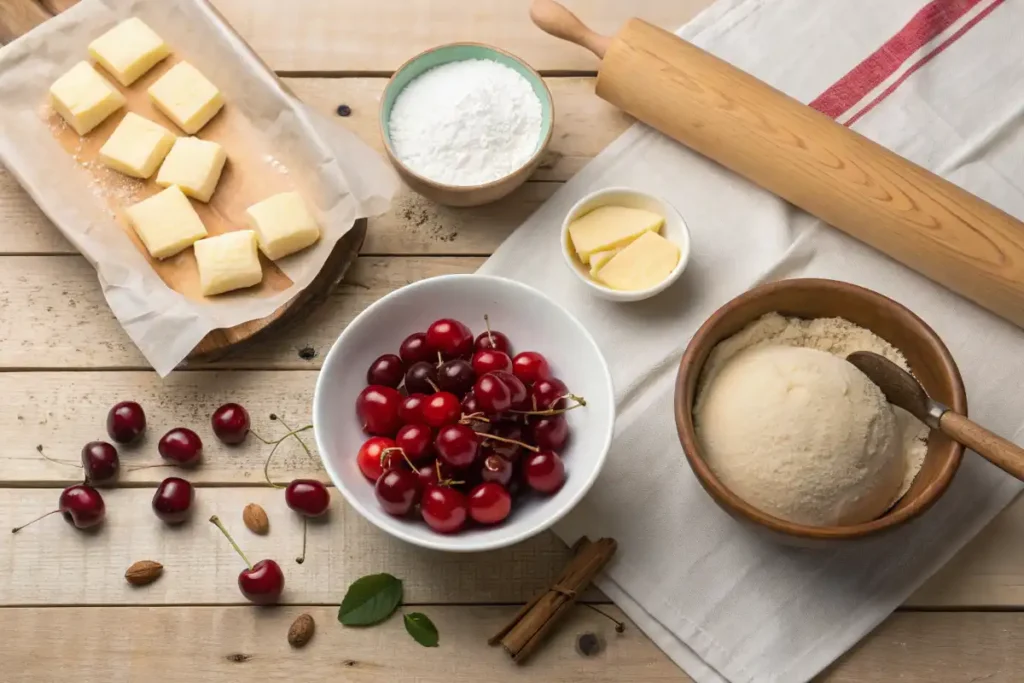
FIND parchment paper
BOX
[0,0,397,376]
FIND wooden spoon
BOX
[847,351,1024,481]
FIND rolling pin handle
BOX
[529,0,612,59]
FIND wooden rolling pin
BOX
[531,0,1024,328]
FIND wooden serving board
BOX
[1,0,366,361]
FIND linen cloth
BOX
[478,0,1024,680]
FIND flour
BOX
[388,59,543,186]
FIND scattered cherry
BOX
[472,349,512,376]
[285,479,331,517]
[529,415,569,452]
[427,318,473,359]
[81,441,119,484]
[474,329,511,354]
[421,392,461,428]
[435,424,480,469]
[396,423,434,461]
[404,361,439,395]
[366,353,404,388]
[512,351,552,385]
[209,515,284,605]
[158,427,203,466]
[524,451,565,494]
[375,469,421,516]
[211,403,250,445]
[473,373,512,414]
[152,476,194,524]
[420,484,468,533]
[480,452,513,486]
[357,436,398,482]
[399,332,434,365]
[12,484,106,533]
[399,393,428,424]
[106,401,146,444]
[531,378,569,410]
[493,371,528,410]
[437,358,476,396]
[357,385,402,436]
[468,482,512,525]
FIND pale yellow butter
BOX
[194,230,263,296]
[125,186,208,259]
[595,230,680,291]
[155,137,227,203]
[588,248,620,277]
[567,205,664,264]
[245,191,321,260]
[98,113,175,179]
[148,62,224,134]
[49,61,126,136]
[88,18,170,87]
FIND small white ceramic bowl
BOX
[561,187,691,302]
[313,274,615,553]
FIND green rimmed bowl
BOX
[380,43,554,207]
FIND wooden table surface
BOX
[1,1,1021,681]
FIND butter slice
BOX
[595,231,680,291]
[155,137,227,202]
[125,186,208,259]
[588,248,620,277]
[88,18,170,86]
[245,191,321,260]
[568,206,664,264]
[98,113,176,179]
[194,230,263,296]
[148,62,224,134]
[49,62,126,136]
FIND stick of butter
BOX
[148,62,224,134]
[567,206,664,264]
[88,18,171,87]
[594,231,680,291]
[124,186,208,260]
[98,113,176,179]
[49,61,126,136]
[245,192,321,260]
[194,230,263,296]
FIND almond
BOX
[243,503,269,535]
[125,560,163,586]
[288,613,315,648]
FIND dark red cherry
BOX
[357,436,398,482]
[158,428,203,466]
[529,415,569,452]
[81,441,119,484]
[492,371,528,410]
[524,451,565,494]
[480,452,513,486]
[474,329,511,354]
[211,403,250,445]
[366,354,405,388]
[60,484,106,529]
[473,373,512,414]
[486,422,525,461]
[460,392,492,434]
[421,392,461,428]
[416,462,442,488]
[468,482,512,525]
[512,351,552,385]
[404,361,439,395]
[420,484,468,533]
[472,349,512,376]
[435,424,479,469]
[285,479,331,517]
[356,385,402,436]
[426,319,473,359]
[374,469,421,516]
[531,378,569,410]
[437,358,476,397]
[152,477,194,523]
[399,332,434,365]
[398,393,428,424]
[396,423,434,462]
[106,401,146,444]
[239,559,285,605]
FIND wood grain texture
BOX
[0,0,49,44]
[940,411,1024,482]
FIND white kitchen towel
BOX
[479,0,1024,681]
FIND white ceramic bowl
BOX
[313,274,615,552]
[561,187,691,302]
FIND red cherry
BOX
[512,352,552,385]
[486,422,525,460]
[399,332,434,365]
[492,371,528,410]
[468,482,512,525]
[421,484,468,533]
[396,423,434,462]
[437,359,476,397]
[81,441,119,484]
[426,319,473,359]
[460,392,492,434]
[158,427,203,466]
[529,415,569,452]
[152,477,194,524]
[404,361,439,395]
[524,451,565,494]
[480,452,513,486]
[474,329,511,354]
[11,485,106,533]
[421,392,461,428]
[106,401,146,444]
[356,385,402,436]
[416,462,442,488]
[239,559,285,605]
[472,349,512,376]
[531,378,569,410]
[366,353,405,388]
[435,424,480,469]
[399,393,428,424]
[211,403,250,445]
[374,469,421,516]
[356,436,397,482]
[473,373,512,414]
[285,479,331,517]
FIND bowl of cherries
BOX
[314,274,614,552]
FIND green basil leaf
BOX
[338,573,403,626]
[403,612,439,647]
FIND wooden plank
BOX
[0,255,480,369]
[2,606,1022,682]
[211,0,710,74]
[0,0,49,44]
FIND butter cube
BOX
[98,113,176,179]
[194,230,263,296]
[125,186,208,259]
[148,62,224,134]
[567,206,664,264]
[155,137,227,202]
[588,248,620,277]
[88,18,171,86]
[595,231,680,292]
[245,192,321,260]
[49,61,126,136]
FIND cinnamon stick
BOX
[489,537,617,663]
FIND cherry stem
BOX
[476,431,540,453]
[262,426,316,488]
[426,378,440,393]
[275,417,318,468]
[125,463,175,472]
[509,394,588,417]
[248,430,273,445]
[11,509,59,534]
[460,412,490,424]
[483,314,495,346]
[296,518,307,564]
[436,351,444,368]
[582,603,626,633]
[209,515,252,570]
[34,445,81,469]
[380,447,417,471]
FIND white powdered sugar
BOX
[388,59,543,186]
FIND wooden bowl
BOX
[379,43,554,207]
[674,279,966,543]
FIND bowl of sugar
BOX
[380,43,554,207]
